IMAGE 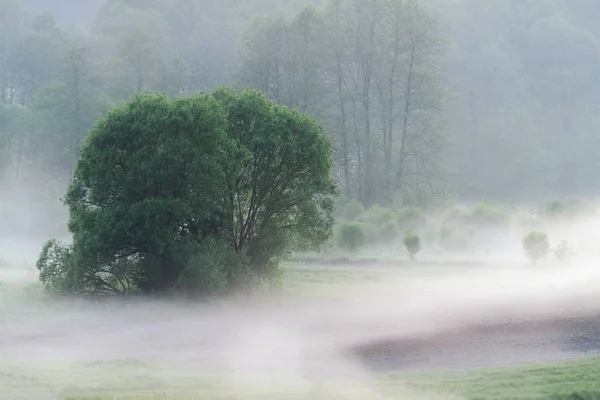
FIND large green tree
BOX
[37,88,338,295]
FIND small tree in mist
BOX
[337,222,366,253]
[403,230,421,261]
[36,239,76,293]
[523,231,550,264]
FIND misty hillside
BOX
[2,0,600,237]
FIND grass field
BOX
[4,357,599,400]
[388,358,600,400]
[2,260,600,400]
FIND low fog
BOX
[3,211,600,398]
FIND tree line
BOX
[3,0,600,226]
[237,0,446,207]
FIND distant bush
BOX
[36,239,76,293]
[359,205,394,226]
[337,222,366,253]
[523,231,550,263]
[554,240,575,265]
[358,205,399,246]
[397,207,427,231]
[539,197,591,220]
[470,202,511,228]
[403,230,421,260]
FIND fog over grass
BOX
[2,208,600,398]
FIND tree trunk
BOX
[351,97,363,203]
[396,47,415,190]
[336,57,351,196]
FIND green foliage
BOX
[64,92,231,293]
[357,205,398,245]
[212,87,338,261]
[470,202,511,228]
[37,88,337,296]
[523,231,551,263]
[403,230,421,261]
[540,198,591,220]
[36,239,75,293]
[174,238,247,297]
[9,0,600,222]
[337,222,366,253]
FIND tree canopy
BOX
[36,89,338,295]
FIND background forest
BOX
[1,0,599,238]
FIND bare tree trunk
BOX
[351,97,363,203]
[386,23,401,190]
[396,47,415,190]
[336,58,351,196]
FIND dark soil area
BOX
[352,315,600,373]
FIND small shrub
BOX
[554,240,575,265]
[358,206,399,246]
[337,222,366,253]
[36,239,75,293]
[359,205,395,225]
[540,197,591,220]
[470,202,511,229]
[523,231,550,263]
[403,230,421,260]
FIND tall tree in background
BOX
[237,0,446,207]
[118,28,157,93]
[32,46,110,177]
[6,0,600,224]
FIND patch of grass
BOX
[384,357,600,400]
[11,357,595,400]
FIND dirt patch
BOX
[351,315,600,372]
